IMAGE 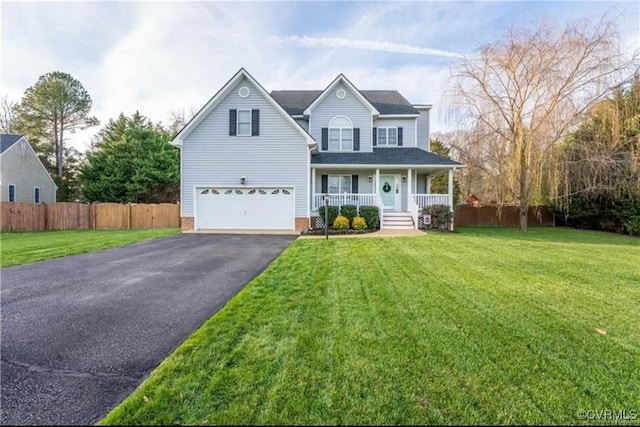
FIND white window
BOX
[377,128,398,146]
[328,175,351,194]
[34,187,41,204]
[328,116,353,151]
[237,109,251,136]
[8,184,15,202]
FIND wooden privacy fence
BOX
[1,202,180,232]
[454,205,555,227]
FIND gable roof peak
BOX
[303,73,379,116]
[1,133,25,154]
[171,68,315,148]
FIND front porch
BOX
[310,167,457,230]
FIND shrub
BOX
[340,204,357,223]
[318,205,339,228]
[359,205,380,230]
[333,215,350,230]
[624,215,640,236]
[352,216,367,230]
[421,204,452,230]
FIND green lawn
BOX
[101,227,639,426]
[0,228,180,267]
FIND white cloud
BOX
[2,1,637,152]
[270,35,464,58]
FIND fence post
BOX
[43,202,48,231]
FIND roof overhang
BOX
[172,68,315,147]
[377,114,420,119]
[413,104,433,110]
[303,74,380,116]
[311,163,465,169]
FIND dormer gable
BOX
[303,74,379,116]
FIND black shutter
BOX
[321,175,328,193]
[321,128,328,151]
[353,128,360,151]
[352,175,359,193]
[229,110,237,136]
[251,109,259,136]
[397,127,403,146]
[373,127,377,146]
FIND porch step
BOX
[382,212,415,230]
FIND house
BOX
[172,68,463,232]
[0,134,57,204]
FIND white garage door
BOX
[196,187,295,230]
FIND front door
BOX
[379,175,401,210]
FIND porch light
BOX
[368,175,373,182]
[401,175,407,182]
[240,176,247,184]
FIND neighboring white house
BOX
[172,68,462,232]
[0,134,57,204]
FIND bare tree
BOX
[165,107,198,137]
[0,95,16,133]
[448,15,638,231]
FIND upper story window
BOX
[374,126,403,147]
[329,128,353,151]
[8,184,15,202]
[237,109,251,136]
[322,116,360,151]
[377,127,397,146]
[229,109,259,136]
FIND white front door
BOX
[379,175,401,210]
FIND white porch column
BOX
[448,169,453,211]
[448,169,455,231]
[375,168,380,193]
[414,169,418,193]
[407,168,412,197]
[311,167,316,210]
[426,175,432,194]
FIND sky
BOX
[1,0,639,151]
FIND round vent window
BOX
[239,86,250,98]
[336,88,346,99]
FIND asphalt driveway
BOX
[1,233,296,425]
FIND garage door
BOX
[196,187,295,230]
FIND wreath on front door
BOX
[383,182,392,193]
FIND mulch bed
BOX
[301,228,378,236]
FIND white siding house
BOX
[173,69,462,232]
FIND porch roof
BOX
[310,148,463,166]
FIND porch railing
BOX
[312,193,378,211]
[413,194,450,210]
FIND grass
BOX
[100,227,640,425]
[0,228,180,268]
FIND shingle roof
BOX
[0,134,23,154]
[311,148,463,166]
[362,91,419,115]
[270,91,322,115]
[271,90,419,115]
